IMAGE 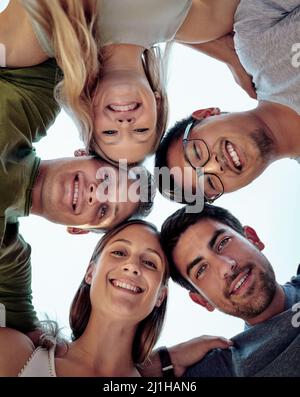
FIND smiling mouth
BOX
[72,174,79,212]
[225,141,243,171]
[230,268,252,295]
[107,102,141,112]
[110,279,144,294]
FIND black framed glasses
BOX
[182,120,224,203]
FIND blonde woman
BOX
[0,220,231,376]
[0,0,253,164]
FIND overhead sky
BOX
[20,42,300,348]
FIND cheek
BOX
[222,174,251,193]
[146,274,164,299]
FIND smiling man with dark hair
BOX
[0,59,154,334]
[159,204,300,376]
[156,0,300,203]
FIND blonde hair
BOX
[23,1,169,162]
[22,0,102,139]
[88,45,169,164]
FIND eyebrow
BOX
[145,248,163,262]
[113,239,132,245]
[186,228,226,276]
[112,240,162,261]
[113,204,119,219]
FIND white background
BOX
[18,43,300,347]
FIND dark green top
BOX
[0,59,60,332]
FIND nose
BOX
[203,153,224,174]
[115,114,136,124]
[121,262,141,276]
[87,183,98,206]
[217,256,237,279]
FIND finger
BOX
[204,337,233,352]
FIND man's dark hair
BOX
[155,112,228,203]
[160,203,245,292]
[155,115,193,202]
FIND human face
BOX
[89,224,167,321]
[168,112,274,197]
[37,157,139,229]
[93,71,159,163]
[173,219,276,320]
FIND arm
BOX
[184,33,257,99]
[141,335,233,377]
[0,328,34,376]
[175,0,239,43]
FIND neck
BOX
[254,101,300,159]
[102,43,145,75]
[68,311,140,377]
[245,284,285,326]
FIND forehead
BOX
[173,219,234,265]
[109,224,160,249]
[189,113,245,140]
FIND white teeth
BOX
[73,181,79,206]
[226,142,241,167]
[109,103,138,112]
[112,280,142,293]
[234,272,249,292]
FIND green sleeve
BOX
[0,59,60,333]
[0,58,61,143]
[0,222,39,333]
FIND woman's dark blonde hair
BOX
[69,219,169,364]
[21,1,168,162]
[22,0,102,140]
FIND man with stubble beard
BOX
[158,204,300,376]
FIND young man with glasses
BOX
[156,0,300,203]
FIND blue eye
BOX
[134,128,149,134]
[102,130,117,135]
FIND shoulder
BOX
[287,273,300,287]
[0,328,34,376]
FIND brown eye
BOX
[217,237,231,252]
[142,259,157,270]
[196,263,208,279]
[99,205,108,219]
[111,250,126,257]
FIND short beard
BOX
[223,263,277,320]
[250,128,275,160]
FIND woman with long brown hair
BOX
[0,219,231,376]
[0,220,169,376]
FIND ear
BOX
[74,148,88,157]
[85,262,96,285]
[189,291,215,312]
[154,91,161,106]
[155,286,168,308]
[67,227,90,235]
[243,226,265,251]
[192,107,221,120]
